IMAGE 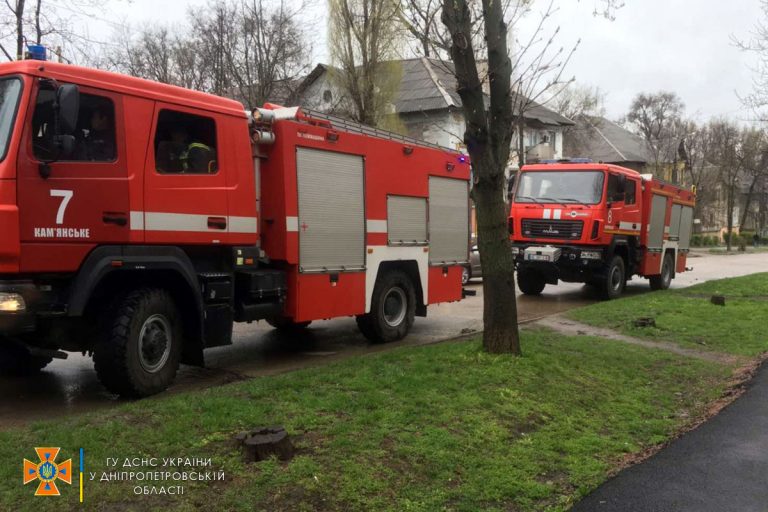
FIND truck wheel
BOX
[357,270,416,343]
[517,269,546,295]
[598,256,626,300]
[461,266,471,285]
[94,288,182,398]
[266,317,312,331]
[0,340,52,375]
[649,253,674,291]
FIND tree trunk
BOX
[726,180,734,251]
[443,0,520,355]
[35,0,42,44]
[16,0,26,60]
[474,163,521,353]
[739,174,758,229]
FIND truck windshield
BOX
[514,170,605,205]
[0,77,22,162]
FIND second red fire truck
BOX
[509,161,696,299]
[0,60,471,397]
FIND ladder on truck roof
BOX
[300,108,457,153]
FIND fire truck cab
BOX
[509,161,695,299]
[0,61,471,396]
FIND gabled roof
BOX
[296,58,574,127]
[564,115,653,164]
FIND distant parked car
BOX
[462,245,482,284]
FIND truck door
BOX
[143,106,229,244]
[17,80,130,271]
[605,173,641,236]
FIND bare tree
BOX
[397,0,446,58]
[328,0,402,126]
[708,120,744,250]
[678,121,718,222]
[0,0,121,63]
[106,0,310,107]
[734,0,768,121]
[225,0,311,107]
[550,83,606,158]
[736,127,768,230]
[626,91,687,179]
[549,82,605,121]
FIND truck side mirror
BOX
[56,84,79,135]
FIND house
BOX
[563,115,653,172]
[294,58,574,163]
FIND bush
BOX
[691,235,703,247]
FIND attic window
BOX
[323,90,333,102]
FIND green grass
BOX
[569,273,768,356]
[0,330,732,512]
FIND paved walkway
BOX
[571,361,768,512]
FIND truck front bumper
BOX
[511,244,607,283]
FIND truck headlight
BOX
[0,292,25,312]
[581,251,602,260]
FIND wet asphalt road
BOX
[1,250,767,427]
[571,359,768,512]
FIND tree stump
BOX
[633,317,656,328]
[236,427,294,462]
[711,295,726,306]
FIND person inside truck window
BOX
[156,125,190,173]
[76,104,116,161]
[154,110,218,174]
[32,90,116,162]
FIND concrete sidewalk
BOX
[572,362,768,512]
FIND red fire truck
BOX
[0,60,471,397]
[509,161,695,299]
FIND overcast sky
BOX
[95,0,763,123]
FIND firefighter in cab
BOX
[157,124,217,173]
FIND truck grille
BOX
[521,219,584,240]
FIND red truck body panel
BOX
[0,60,470,324]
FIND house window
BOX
[154,110,218,174]
[323,89,333,103]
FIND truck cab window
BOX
[625,180,637,205]
[607,174,623,202]
[154,110,218,174]
[32,90,116,162]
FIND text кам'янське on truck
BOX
[0,59,471,397]
[508,161,696,299]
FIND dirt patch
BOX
[533,315,747,365]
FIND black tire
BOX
[357,270,416,343]
[517,269,546,295]
[649,253,674,291]
[461,266,471,285]
[265,317,312,331]
[598,256,626,300]
[0,340,52,375]
[94,288,182,398]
